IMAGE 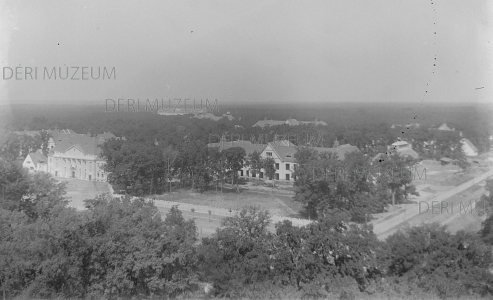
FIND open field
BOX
[153,186,302,217]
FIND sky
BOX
[0,0,492,107]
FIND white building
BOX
[387,141,420,159]
[208,139,359,183]
[461,139,478,157]
[22,152,48,173]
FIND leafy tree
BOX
[197,206,273,297]
[247,150,263,186]
[222,147,246,193]
[375,153,419,206]
[262,157,276,188]
[386,224,493,298]
[0,159,29,212]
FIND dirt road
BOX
[372,168,493,240]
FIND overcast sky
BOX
[0,0,492,106]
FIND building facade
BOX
[47,135,109,181]
[208,139,359,183]
[22,152,48,173]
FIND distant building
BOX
[193,110,235,121]
[391,123,420,129]
[158,107,192,116]
[387,141,419,159]
[22,152,48,172]
[252,118,327,128]
[438,123,454,131]
[14,130,41,138]
[461,138,478,157]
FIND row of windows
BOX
[240,170,295,181]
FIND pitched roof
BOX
[96,132,116,139]
[461,139,478,152]
[285,119,300,126]
[208,140,267,156]
[28,152,47,166]
[394,148,419,159]
[312,144,360,161]
[268,140,297,162]
[51,135,101,156]
[252,120,286,128]
[438,123,452,131]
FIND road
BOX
[372,168,493,240]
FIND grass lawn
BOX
[153,187,304,217]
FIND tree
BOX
[263,157,276,188]
[222,147,246,193]
[247,150,262,186]
[197,206,273,297]
[386,224,493,298]
[0,159,29,212]
[375,153,419,206]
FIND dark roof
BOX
[51,136,101,156]
[28,152,47,166]
[268,140,297,162]
[208,140,267,156]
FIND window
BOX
[240,170,244,176]
[286,163,290,170]
[246,170,249,177]
[266,152,272,157]
[252,171,256,178]
[275,163,279,170]
[286,174,290,181]
[275,173,279,180]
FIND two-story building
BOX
[208,139,359,183]
[47,135,110,181]
[22,152,48,173]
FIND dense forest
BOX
[4,102,492,154]
[2,157,493,299]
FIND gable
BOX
[62,145,86,156]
